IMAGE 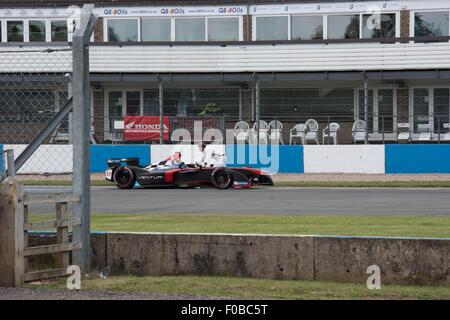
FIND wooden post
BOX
[56,202,69,269]
[0,179,24,287]
[24,204,29,273]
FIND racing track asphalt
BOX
[26,186,450,216]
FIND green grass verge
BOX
[275,181,450,188]
[20,180,450,188]
[26,275,450,300]
[21,180,111,186]
[29,214,450,238]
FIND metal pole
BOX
[364,75,369,144]
[239,88,243,121]
[327,116,330,145]
[72,4,96,273]
[68,76,73,144]
[251,87,255,121]
[6,150,15,178]
[255,80,260,145]
[438,114,441,144]
[159,80,164,144]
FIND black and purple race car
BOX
[104,153,273,190]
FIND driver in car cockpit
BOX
[157,152,187,169]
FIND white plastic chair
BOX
[251,120,269,144]
[397,123,410,142]
[443,123,450,141]
[304,119,319,145]
[352,119,367,143]
[322,122,340,145]
[289,124,306,145]
[268,120,284,144]
[233,121,249,144]
[417,123,432,141]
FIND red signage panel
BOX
[124,116,169,140]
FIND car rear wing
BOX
[107,157,140,168]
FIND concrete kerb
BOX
[27,231,449,286]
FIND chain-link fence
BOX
[90,80,450,145]
[4,76,450,149]
[0,45,72,183]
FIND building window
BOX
[143,89,159,115]
[255,16,288,41]
[126,91,141,116]
[107,91,123,131]
[291,16,323,40]
[51,20,68,41]
[260,88,354,117]
[378,89,394,132]
[29,20,46,42]
[141,18,170,42]
[108,19,138,42]
[434,88,450,131]
[0,90,55,115]
[208,17,239,41]
[175,18,205,41]
[414,11,449,40]
[358,89,374,131]
[162,88,239,116]
[362,13,396,38]
[413,88,430,132]
[327,15,360,39]
[7,21,24,42]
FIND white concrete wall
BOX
[4,144,73,174]
[151,144,225,166]
[303,145,385,174]
[4,144,388,174]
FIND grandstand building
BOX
[1,0,450,144]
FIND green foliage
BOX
[198,102,224,116]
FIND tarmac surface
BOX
[26,186,450,216]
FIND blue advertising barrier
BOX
[385,144,450,173]
[225,145,303,173]
[90,145,151,172]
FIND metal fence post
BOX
[6,150,15,178]
[239,88,243,121]
[438,114,441,144]
[72,4,96,273]
[364,75,369,144]
[68,75,73,144]
[159,80,164,144]
[255,79,260,145]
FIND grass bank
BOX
[27,275,450,300]
[29,214,450,238]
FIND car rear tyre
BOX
[113,166,136,189]
[211,168,233,189]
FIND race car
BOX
[104,153,273,190]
